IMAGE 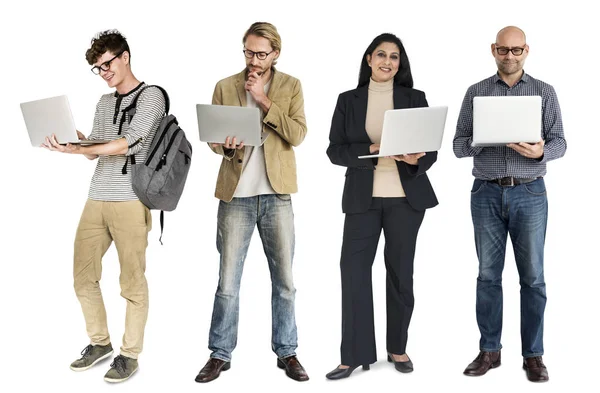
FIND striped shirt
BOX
[87,82,165,201]
[453,72,566,179]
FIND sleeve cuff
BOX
[223,148,236,159]
[263,102,281,131]
[124,135,141,156]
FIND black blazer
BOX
[327,85,439,214]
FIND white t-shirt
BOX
[233,79,276,197]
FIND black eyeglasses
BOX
[90,50,124,75]
[243,49,274,60]
[495,46,525,56]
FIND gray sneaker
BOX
[104,355,138,383]
[70,343,114,371]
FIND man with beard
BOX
[195,21,309,383]
[453,26,566,383]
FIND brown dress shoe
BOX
[463,351,501,376]
[277,355,309,381]
[523,356,549,382]
[195,358,231,383]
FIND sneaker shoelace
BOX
[80,344,94,359]
[110,355,127,375]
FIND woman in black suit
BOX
[325,33,438,380]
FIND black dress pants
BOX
[340,197,425,366]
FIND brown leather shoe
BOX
[523,356,549,382]
[277,355,309,381]
[463,351,501,376]
[194,358,231,383]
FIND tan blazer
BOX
[210,68,307,202]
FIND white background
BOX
[1,0,597,392]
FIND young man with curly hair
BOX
[43,29,165,383]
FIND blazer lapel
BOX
[393,87,410,109]
[235,70,247,107]
[352,86,370,142]
[266,68,282,100]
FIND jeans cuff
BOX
[210,354,231,362]
[277,352,297,359]
[480,348,501,352]
[523,352,544,358]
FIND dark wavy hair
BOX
[357,33,413,88]
[85,29,130,65]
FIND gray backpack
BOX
[122,85,193,243]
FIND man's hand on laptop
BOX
[77,131,87,140]
[507,139,544,159]
[41,133,81,154]
[369,144,380,154]
[211,136,245,150]
[390,152,426,165]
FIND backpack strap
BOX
[120,85,170,174]
[159,210,165,245]
[122,85,170,120]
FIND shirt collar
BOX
[113,81,145,97]
[493,71,529,85]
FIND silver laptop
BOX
[358,106,448,159]
[20,95,110,146]
[196,104,269,146]
[472,96,541,147]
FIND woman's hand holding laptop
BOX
[369,144,380,154]
[370,143,427,165]
[390,153,426,165]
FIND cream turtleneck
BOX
[365,78,406,197]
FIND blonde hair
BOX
[243,22,281,64]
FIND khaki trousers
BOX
[73,199,151,359]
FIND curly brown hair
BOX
[85,29,130,65]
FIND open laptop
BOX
[196,104,269,146]
[472,96,541,147]
[20,95,111,146]
[358,106,448,159]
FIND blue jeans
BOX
[471,178,548,357]
[208,194,297,361]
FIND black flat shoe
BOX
[387,354,413,373]
[325,364,370,380]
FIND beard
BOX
[497,59,522,75]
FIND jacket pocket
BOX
[279,150,297,185]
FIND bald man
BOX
[453,26,566,382]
